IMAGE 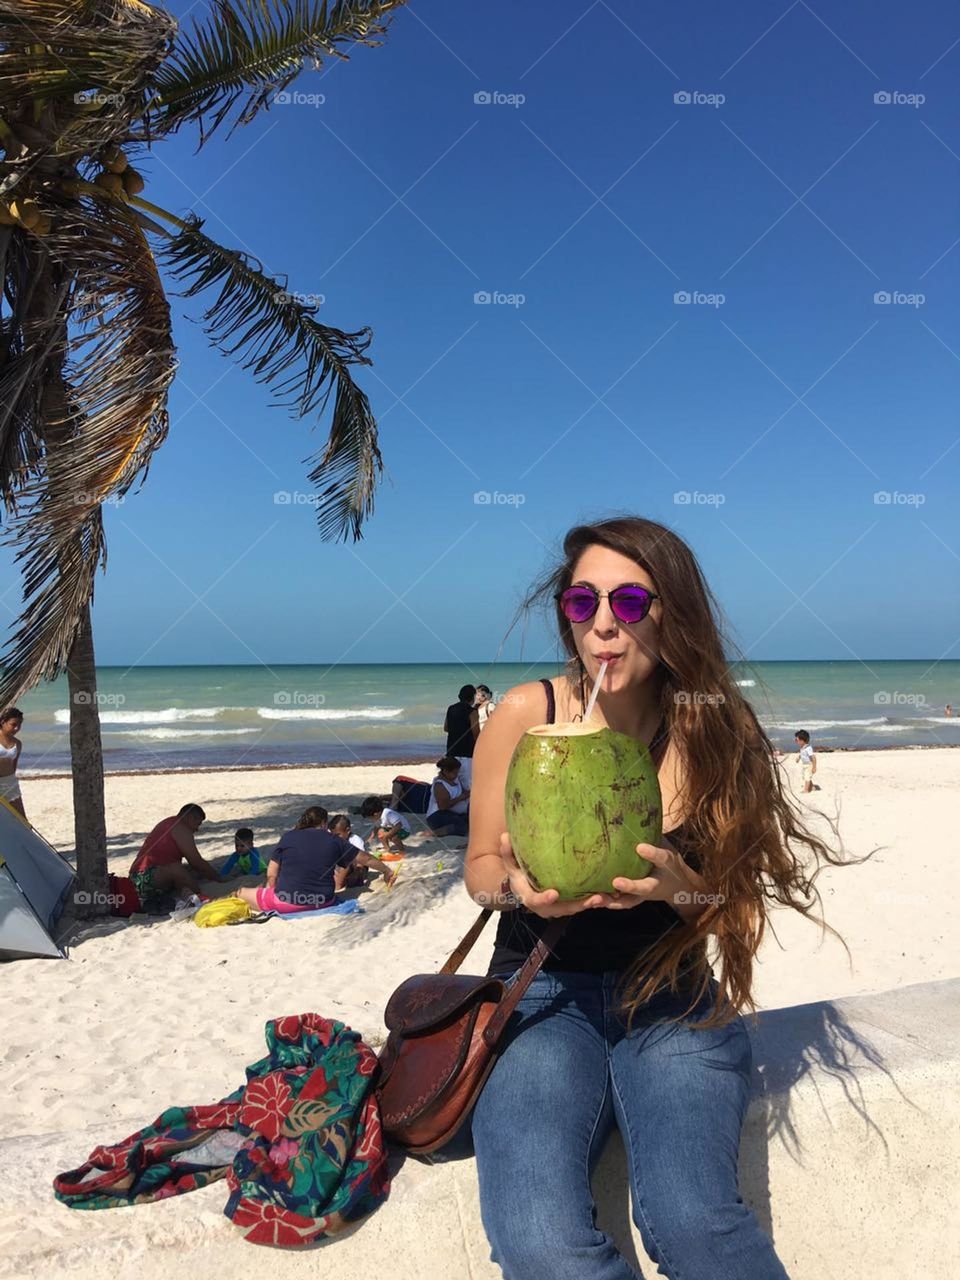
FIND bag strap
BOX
[437,674,566,1011]
[436,907,567,1043]
[481,919,565,1046]
[439,907,494,975]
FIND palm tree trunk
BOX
[29,248,110,917]
[66,603,108,915]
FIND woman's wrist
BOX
[671,866,714,923]
[471,874,518,911]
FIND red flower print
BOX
[356,1046,378,1078]
[300,1013,334,1046]
[274,1015,303,1043]
[352,1099,386,1168]
[194,1101,240,1130]
[240,1073,294,1141]
[230,1198,318,1246]
[298,1066,329,1101]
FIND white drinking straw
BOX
[583,661,608,723]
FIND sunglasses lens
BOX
[611,588,653,623]
[560,588,597,622]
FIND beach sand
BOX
[1,749,957,1277]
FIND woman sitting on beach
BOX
[235,805,393,914]
[425,756,470,837]
[0,706,26,819]
[464,516,861,1280]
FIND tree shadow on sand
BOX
[58,789,469,944]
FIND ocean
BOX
[11,660,960,775]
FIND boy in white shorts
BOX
[795,729,817,793]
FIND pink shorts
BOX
[255,886,333,915]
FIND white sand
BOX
[1,750,957,1277]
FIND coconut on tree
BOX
[0,0,406,912]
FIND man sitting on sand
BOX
[129,803,222,909]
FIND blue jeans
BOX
[471,970,789,1280]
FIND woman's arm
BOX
[266,858,280,888]
[433,780,457,811]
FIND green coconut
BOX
[505,722,662,899]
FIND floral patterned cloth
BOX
[53,1013,389,1247]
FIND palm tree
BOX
[0,0,406,911]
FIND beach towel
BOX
[273,898,364,921]
[53,1013,389,1247]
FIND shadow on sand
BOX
[419,997,912,1276]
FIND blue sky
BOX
[5,0,960,667]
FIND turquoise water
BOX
[11,660,960,774]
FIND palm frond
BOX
[0,193,175,702]
[0,0,175,164]
[162,218,380,539]
[152,0,406,141]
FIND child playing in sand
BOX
[795,730,818,793]
[221,827,264,877]
[328,815,395,889]
[359,796,410,854]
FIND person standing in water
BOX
[443,684,479,788]
[0,707,25,819]
[475,685,496,729]
[465,516,862,1280]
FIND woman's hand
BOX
[499,833,606,919]
[590,837,712,921]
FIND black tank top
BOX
[488,678,705,979]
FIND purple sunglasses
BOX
[557,583,660,626]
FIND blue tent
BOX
[0,799,75,960]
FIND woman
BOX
[236,806,391,914]
[425,756,470,837]
[465,517,856,1280]
[0,707,26,819]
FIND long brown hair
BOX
[525,516,866,1030]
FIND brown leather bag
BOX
[376,907,566,1154]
